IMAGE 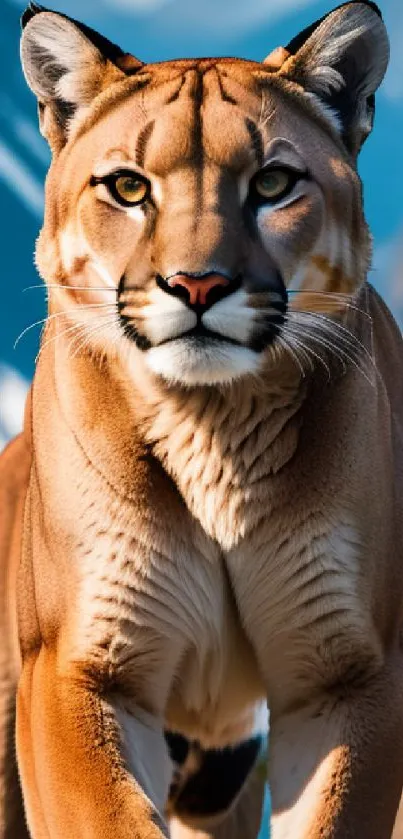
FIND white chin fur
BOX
[145,338,261,386]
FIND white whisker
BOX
[282,331,315,373]
[35,313,116,362]
[293,324,348,374]
[69,317,118,358]
[23,284,117,293]
[14,316,49,348]
[14,304,117,349]
[290,311,376,379]
[288,289,353,299]
[284,323,332,379]
[287,335,316,374]
[36,322,87,363]
[294,310,374,364]
[276,335,307,378]
[286,317,375,387]
[288,289,371,319]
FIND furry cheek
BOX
[256,193,323,286]
[78,191,147,281]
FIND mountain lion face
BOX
[21,2,389,385]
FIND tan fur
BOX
[2,2,403,838]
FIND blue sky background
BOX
[0,0,402,444]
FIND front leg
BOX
[269,656,403,838]
[17,645,171,839]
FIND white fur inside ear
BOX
[29,14,98,72]
[304,93,343,134]
[298,6,390,98]
[21,12,102,105]
[306,25,367,96]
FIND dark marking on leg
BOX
[166,732,262,820]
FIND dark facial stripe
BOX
[215,67,238,105]
[245,117,264,169]
[192,70,204,165]
[136,120,155,169]
[74,75,151,143]
[191,70,204,231]
[166,75,187,104]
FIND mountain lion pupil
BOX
[256,169,290,199]
[114,176,147,203]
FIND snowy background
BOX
[1,0,402,446]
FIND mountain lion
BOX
[1,1,403,837]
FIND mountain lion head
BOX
[20,1,389,385]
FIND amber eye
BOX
[111,173,149,205]
[93,171,151,207]
[254,168,295,201]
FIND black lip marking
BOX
[119,317,153,351]
[117,274,287,352]
[165,323,244,347]
[162,307,286,350]
[117,275,152,351]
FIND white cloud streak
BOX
[371,229,403,323]
[0,364,29,447]
[381,2,403,102]
[0,94,49,167]
[104,0,319,33]
[0,139,44,218]
[9,0,318,24]
[103,0,173,11]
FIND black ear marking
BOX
[63,19,125,67]
[280,0,389,156]
[21,2,47,30]
[21,4,126,67]
[286,1,382,55]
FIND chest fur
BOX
[146,386,305,550]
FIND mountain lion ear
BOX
[272,1,389,156]
[20,3,143,152]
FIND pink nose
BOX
[167,273,230,306]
